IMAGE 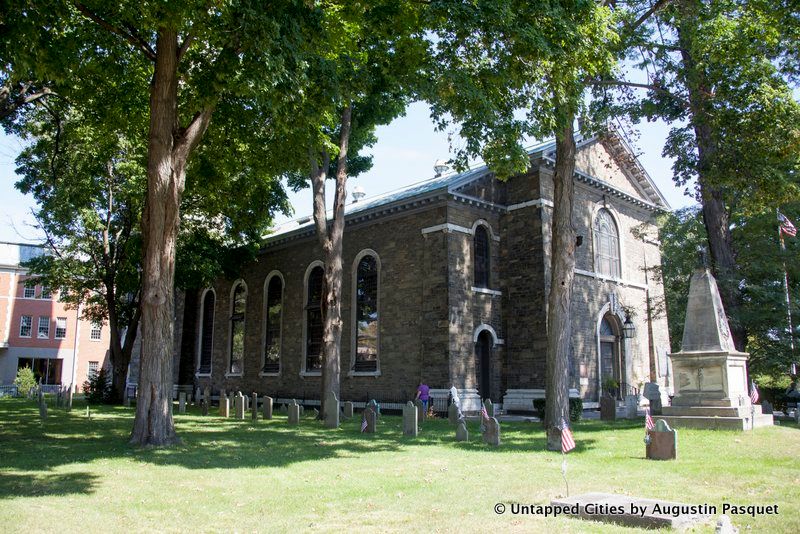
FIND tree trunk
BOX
[178,287,199,385]
[545,117,577,451]
[131,29,182,447]
[677,6,747,351]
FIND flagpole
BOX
[561,450,569,497]
[778,210,795,357]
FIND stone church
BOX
[184,131,672,411]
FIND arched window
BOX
[474,225,490,287]
[197,290,215,375]
[305,265,324,372]
[594,209,621,278]
[262,274,283,374]
[353,253,379,372]
[228,282,246,375]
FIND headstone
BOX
[195,387,201,406]
[299,405,305,417]
[204,386,211,407]
[484,399,494,418]
[363,405,377,433]
[219,393,230,418]
[324,391,340,429]
[760,400,773,415]
[624,395,638,419]
[288,400,300,425]
[263,396,273,420]
[123,390,130,407]
[643,382,662,415]
[343,401,354,418]
[646,419,677,460]
[403,401,418,436]
[251,393,258,421]
[414,399,425,423]
[280,403,287,414]
[600,396,616,420]
[715,514,738,534]
[235,393,245,420]
[201,400,209,416]
[482,416,500,446]
[447,402,459,425]
[456,419,469,442]
[367,399,380,415]
[38,389,47,420]
[67,386,73,411]
[178,392,187,414]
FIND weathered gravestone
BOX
[456,419,469,442]
[38,389,47,420]
[219,392,230,418]
[625,395,638,419]
[324,391,340,429]
[643,382,662,415]
[600,396,616,420]
[179,392,187,414]
[201,399,209,416]
[448,402,459,425]
[403,401,418,437]
[343,401,354,419]
[760,400,773,415]
[235,393,245,420]
[195,387,202,406]
[203,386,210,407]
[67,386,73,411]
[262,396,273,420]
[482,416,500,446]
[288,400,300,425]
[279,403,287,414]
[251,393,259,421]
[646,419,677,460]
[414,399,425,423]
[362,405,377,433]
[299,405,305,417]
[484,399,494,418]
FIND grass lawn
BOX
[1,397,798,533]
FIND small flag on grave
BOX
[361,414,368,433]
[561,418,576,454]
[749,380,759,404]
[645,408,655,431]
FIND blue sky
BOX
[0,101,696,244]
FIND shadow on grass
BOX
[0,472,99,500]
[0,398,599,474]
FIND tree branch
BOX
[177,31,194,62]
[0,83,54,120]
[590,78,688,106]
[173,107,213,163]
[627,0,672,34]
[73,2,156,62]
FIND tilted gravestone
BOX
[760,400,773,415]
[263,396,273,420]
[646,419,677,460]
[482,416,500,446]
[600,396,616,421]
[448,403,459,425]
[643,382,662,415]
[178,392,187,414]
[219,392,230,418]
[251,393,259,421]
[456,419,469,442]
[484,399,494,418]
[234,393,245,420]
[363,405,377,433]
[414,399,425,423]
[403,401,418,437]
[343,401,354,419]
[324,391,340,429]
[288,400,300,425]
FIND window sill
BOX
[300,371,321,378]
[195,373,212,378]
[471,286,502,296]
[224,373,243,378]
[259,372,280,377]
[348,371,381,377]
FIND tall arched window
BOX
[353,253,379,372]
[197,289,215,375]
[228,281,246,375]
[305,265,324,372]
[594,209,621,278]
[262,274,283,374]
[474,225,490,287]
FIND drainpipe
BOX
[69,302,81,393]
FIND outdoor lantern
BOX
[622,314,635,339]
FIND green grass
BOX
[1,398,798,533]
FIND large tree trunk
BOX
[677,6,747,351]
[545,117,577,451]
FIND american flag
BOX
[645,408,655,431]
[749,380,759,404]
[561,418,576,453]
[361,414,368,432]
[778,212,797,237]
[481,405,489,421]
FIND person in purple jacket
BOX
[415,380,430,412]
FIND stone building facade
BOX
[189,132,672,411]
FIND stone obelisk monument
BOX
[661,267,773,430]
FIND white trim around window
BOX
[349,249,381,377]
[260,270,284,377]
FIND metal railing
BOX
[0,385,18,397]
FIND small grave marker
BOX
[263,396,273,420]
[646,419,677,460]
[178,392,187,414]
[414,399,425,423]
[324,391,340,429]
[343,401,354,418]
[456,419,469,442]
[288,400,300,425]
[482,416,501,446]
[235,393,245,420]
[403,401,418,437]
[251,393,259,421]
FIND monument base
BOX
[660,404,773,430]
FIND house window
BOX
[353,254,379,372]
[55,317,67,339]
[40,286,51,299]
[38,316,50,339]
[474,225,490,288]
[263,275,283,374]
[19,315,32,337]
[18,358,62,385]
[305,265,324,372]
[23,286,35,298]
[594,209,621,278]
[90,323,102,341]
[228,282,246,375]
[88,361,99,379]
[198,290,215,375]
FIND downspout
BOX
[70,302,81,393]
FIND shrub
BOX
[533,397,583,422]
[83,368,112,404]
[13,366,37,397]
